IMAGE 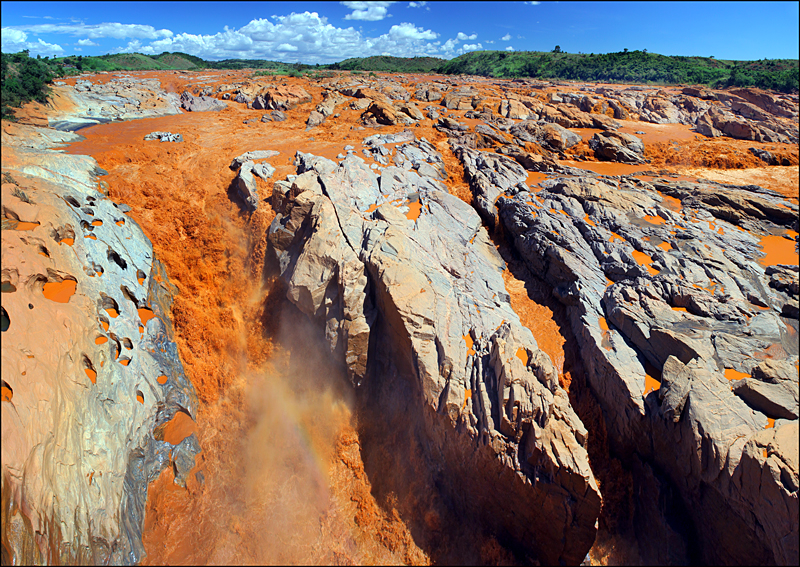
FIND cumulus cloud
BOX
[76,38,98,46]
[501,33,512,41]
[505,46,514,51]
[525,1,541,5]
[10,22,172,40]
[1,27,64,54]
[408,1,427,7]
[462,43,482,52]
[456,32,477,41]
[117,12,441,64]
[342,1,395,21]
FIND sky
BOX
[2,1,798,64]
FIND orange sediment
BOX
[725,368,749,381]
[157,375,169,385]
[138,307,157,326]
[160,411,198,445]
[12,221,40,231]
[60,237,75,246]
[42,279,76,303]
[1,386,12,402]
[516,347,529,365]
[106,308,119,318]
[463,334,476,356]
[85,368,97,384]
[405,201,422,221]
[631,250,659,277]
[91,220,103,226]
[95,336,108,345]
[758,233,799,267]
[137,393,145,404]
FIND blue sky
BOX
[2,1,798,63]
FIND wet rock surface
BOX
[2,125,199,564]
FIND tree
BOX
[553,45,561,53]
[623,48,629,53]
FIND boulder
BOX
[510,121,582,151]
[144,131,183,142]
[263,85,312,110]
[305,110,325,130]
[414,83,444,102]
[588,131,646,164]
[180,91,226,112]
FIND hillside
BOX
[329,55,445,73]
[438,50,799,93]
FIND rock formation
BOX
[2,66,798,567]
[267,143,601,564]
[2,120,200,564]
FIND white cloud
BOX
[76,38,98,46]
[486,40,494,44]
[1,27,64,54]
[456,32,477,41]
[9,22,172,40]
[501,33,512,41]
[505,46,514,51]
[461,43,482,52]
[408,1,427,7]
[118,12,442,64]
[525,1,541,5]
[342,1,395,21]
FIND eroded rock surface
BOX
[267,140,601,564]
[2,126,200,564]
[452,138,799,564]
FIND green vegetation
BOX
[329,55,445,73]
[1,50,65,120]
[438,50,799,93]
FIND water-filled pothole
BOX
[42,278,77,303]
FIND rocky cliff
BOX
[1,82,200,565]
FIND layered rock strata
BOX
[453,145,799,564]
[266,138,601,564]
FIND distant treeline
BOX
[2,49,797,120]
[438,50,799,93]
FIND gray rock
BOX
[589,131,646,164]
[306,110,325,130]
[143,131,183,142]
[229,150,280,171]
[266,148,601,565]
[180,91,226,112]
[732,377,799,420]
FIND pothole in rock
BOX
[99,294,120,318]
[107,249,127,270]
[1,381,12,402]
[83,355,97,384]
[42,276,77,303]
[1,306,9,332]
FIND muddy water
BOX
[60,72,438,564]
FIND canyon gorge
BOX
[1,68,798,565]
